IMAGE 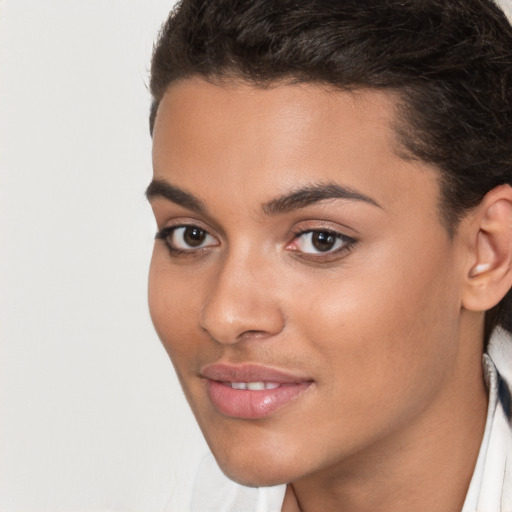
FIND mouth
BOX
[201,364,313,419]
[225,381,281,390]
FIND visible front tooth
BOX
[231,382,247,390]
[264,382,280,390]
[247,382,265,391]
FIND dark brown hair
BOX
[149,0,512,339]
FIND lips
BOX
[201,363,313,419]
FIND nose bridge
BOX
[200,246,284,344]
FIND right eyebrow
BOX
[145,179,207,214]
[262,182,381,215]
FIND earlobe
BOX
[462,185,512,312]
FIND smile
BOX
[228,381,281,390]
[201,364,313,419]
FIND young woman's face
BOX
[148,78,469,486]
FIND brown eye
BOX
[156,225,218,253]
[183,226,206,247]
[290,229,355,257]
[311,231,338,252]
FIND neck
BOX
[283,319,488,512]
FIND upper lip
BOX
[200,363,312,384]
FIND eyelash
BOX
[155,225,218,257]
[155,225,357,261]
[288,228,357,262]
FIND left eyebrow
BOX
[145,179,207,214]
[262,182,381,215]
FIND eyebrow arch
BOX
[146,178,381,216]
[262,182,381,215]
[145,179,206,214]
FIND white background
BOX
[0,1,208,511]
[1,1,511,511]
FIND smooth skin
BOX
[148,78,512,512]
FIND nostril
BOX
[237,330,274,341]
[199,259,286,344]
[200,300,285,345]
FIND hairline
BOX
[150,72,459,238]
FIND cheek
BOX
[289,239,461,411]
[148,250,200,362]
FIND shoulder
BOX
[473,327,512,511]
[488,327,512,389]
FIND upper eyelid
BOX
[291,218,360,236]
[156,224,217,240]
[153,203,360,236]
[293,227,348,236]
[156,225,219,255]
[291,224,357,242]
[156,221,356,246]
[151,205,226,238]
[290,229,355,247]
[156,218,218,238]
[156,216,211,229]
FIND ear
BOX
[462,184,512,312]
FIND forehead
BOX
[151,78,441,219]
[153,78,401,164]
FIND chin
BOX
[220,465,289,488]
[211,446,302,488]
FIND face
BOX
[148,78,468,487]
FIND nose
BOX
[200,253,285,344]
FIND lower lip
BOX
[206,380,311,419]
